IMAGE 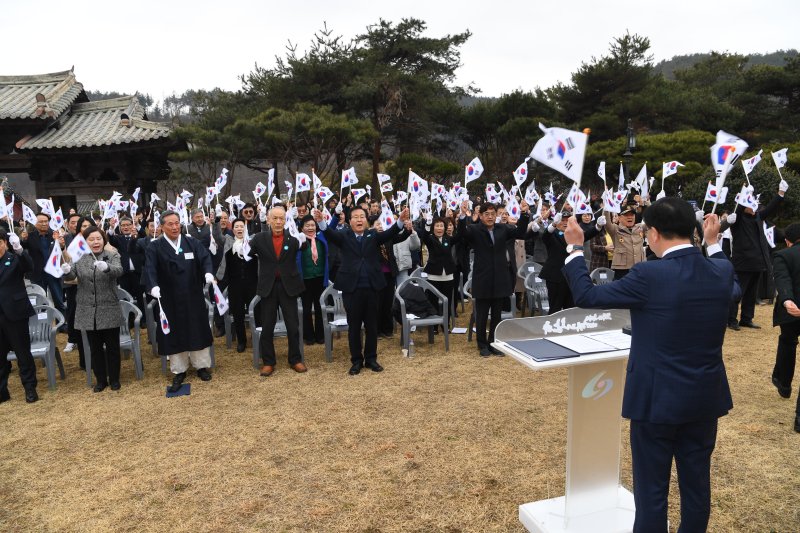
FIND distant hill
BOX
[655,49,798,78]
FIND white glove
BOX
[335,203,343,214]
[547,222,557,233]
[596,215,606,227]
[553,213,562,226]
[204,273,214,285]
[296,233,307,245]
[61,263,71,274]
[150,286,161,299]
[726,213,737,225]
[8,233,22,252]
[94,260,109,272]
[695,210,705,223]
[425,213,433,225]
[779,179,789,193]
[746,184,755,193]
[528,222,540,233]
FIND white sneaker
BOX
[64,342,75,353]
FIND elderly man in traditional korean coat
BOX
[144,210,215,392]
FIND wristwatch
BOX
[566,244,584,253]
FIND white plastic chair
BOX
[248,295,304,369]
[394,277,450,352]
[8,304,65,390]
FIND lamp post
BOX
[622,118,636,181]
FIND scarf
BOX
[232,237,245,258]
[309,234,318,264]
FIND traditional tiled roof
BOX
[0,69,85,120]
[16,96,172,151]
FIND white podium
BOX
[492,308,635,533]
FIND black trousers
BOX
[86,328,121,385]
[775,320,800,414]
[729,270,760,324]
[301,276,325,343]
[429,279,453,319]
[474,297,504,351]
[228,279,256,345]
[377,273,395,336]
[545,280,573,315]
[0,315,37,396]
[259,279,302,367]
[613,268,630,280]
[630,419,718,533]
[342,288,379,365]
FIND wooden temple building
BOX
[0,68,179,214]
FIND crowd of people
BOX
[0,186,797,436]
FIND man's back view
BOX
[561,198,741,533]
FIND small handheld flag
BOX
[66,233,90,263]
[157,299,171,334]
[44,239,64,278]
[529,123,588,186]
[741,150,763,177]
[513,161,528,187]
[772,148,788,169]
[212,283,229,315]
[464,157,484,185]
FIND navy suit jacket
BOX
[0,249,35,320]
[562,246,741,424]
[323,221,405,293]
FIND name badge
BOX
[184,252,195,260]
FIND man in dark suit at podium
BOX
[561,198,741,533]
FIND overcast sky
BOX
[3,0,798,102]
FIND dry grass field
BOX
[1,303,798,532]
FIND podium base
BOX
[520,487,635,533]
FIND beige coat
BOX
[606,221,646,270]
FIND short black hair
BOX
[642,197,696,240]
[784,223,800,244]
[37,212,51,221]
[349,206,368,221]
[0,229,9,244]
[479,202,497,214]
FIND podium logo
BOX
[582,371,613,400]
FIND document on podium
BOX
[546,333,621,354]
[584,330,632,350]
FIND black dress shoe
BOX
[739,321,761,329]
[237,341,246,353]
[93,383,107,393]
[772,377,791,399]
[727,321,740,331]
[365,361,384,372]
[489,346,504,356]
[304,339,315,346]
[479,348,491,357]
[794,415,800,433]
[25,389,38,403]
[110,382,121,391]
[348,363,363,376]
[197,368,212,382]
[0,388,10,403]
[168,372,187,393]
